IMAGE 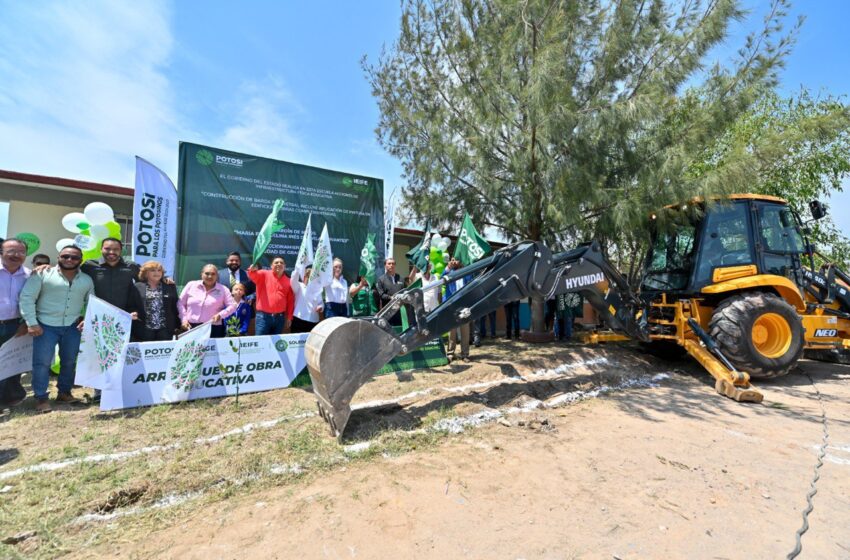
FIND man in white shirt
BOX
[410,262,441,313]
[0,238,30,405]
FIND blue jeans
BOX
[504,302,520,338]
[478,311,497,338]
[255,311,285,335]
[324,302,348,318]
[32,323,81,400]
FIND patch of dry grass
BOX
[0,341,640,558]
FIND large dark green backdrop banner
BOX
[177,142,384,284]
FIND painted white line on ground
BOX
[1,356,617,480]
[73,368,670,524]
[73,490,204,524]
[0,412,316,481]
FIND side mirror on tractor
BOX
[809,200,828,221]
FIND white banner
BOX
[0,335,33,381]
[100,333,309,411]
[162,322,212,403]
[133,156,178,277]
[75,295,133,390]
[294,213,314,280]
[307,222,333,299]
[384,190,396,261]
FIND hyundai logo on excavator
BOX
[564,272,605,290]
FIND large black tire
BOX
[805,349,850,365]
[709,292,804,379]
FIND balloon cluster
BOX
[56,202,121,261]
[429,233,451,276]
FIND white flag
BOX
[76,295,133,390]
[384,190,396,261]
[294,214,314,279]
[133,157,178,277]
[307,223,334,298]
[161,322,212,403]
[0,335,33,382]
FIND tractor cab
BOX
[640,195,810,296]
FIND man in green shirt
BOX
[19,245,94,413]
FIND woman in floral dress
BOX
[131,261,180,342]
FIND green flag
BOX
[405,222,431,271]
[358,232,379,286]
[453,212,491,266]
[252,199,286,265]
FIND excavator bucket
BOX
[305,317,404,439]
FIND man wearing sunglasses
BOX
[19,245,94,413]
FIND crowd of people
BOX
[0,235,579,412]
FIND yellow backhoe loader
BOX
[306,195,850,438]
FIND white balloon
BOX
[437,237,451,251]
[56,238,76,252]
[61,212,87,233]
[84,202,114,225]
[74,234,96,251]
[90,224,110,240]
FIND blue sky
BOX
[0,0,848,236]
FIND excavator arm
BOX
[306,240,649,438]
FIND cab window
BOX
[694,202,754,287]
[642,223,696,291]
[759,204,803,276]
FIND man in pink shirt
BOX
[247,256,294,335]
[177,264,237,338]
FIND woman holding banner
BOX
[178,264,237,338]
[132,261,179,342]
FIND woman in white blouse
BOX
[290,265,324,333]
[323,258,349,318]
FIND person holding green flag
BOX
[350,233,379,317]
[454,212,492,345]
[248,200,293,335]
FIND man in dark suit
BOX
[374,257,405,326]
[220,252,256,297]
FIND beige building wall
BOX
[7,200,81,262]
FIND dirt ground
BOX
[108,346,850,559]
[3,341,849,559]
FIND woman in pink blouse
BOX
[178,264,237,338]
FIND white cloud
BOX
[0,0,179,186]
[215,76,304,163]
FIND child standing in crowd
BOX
[229,283,254,336]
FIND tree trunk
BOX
[522,295,553,342]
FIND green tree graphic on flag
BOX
[358,232,379,286]
[91,314,128,373]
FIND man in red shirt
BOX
[247,256,294,335]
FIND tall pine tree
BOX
[366,0,800,331]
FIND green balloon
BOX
[82,246,100,262]
[77,221,90,231]
[15,232,41,255]
[105,221,122,240]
